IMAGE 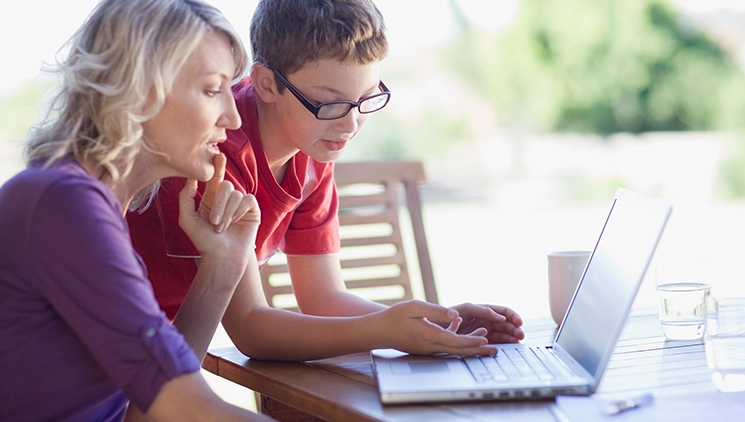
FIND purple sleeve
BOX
[28,177,200,412]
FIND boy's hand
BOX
[450,303,525,344]
[373,300,499,356]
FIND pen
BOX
[602,393,654,415]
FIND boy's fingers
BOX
[410,301,458,324]
[446,316,462,332]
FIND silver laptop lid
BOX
[554,188,671,389]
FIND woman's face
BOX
[142,31,241,181]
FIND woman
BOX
[0,0,271,421]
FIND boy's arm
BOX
[220,260,502,361]
[286,255,525,343]
[286,254,386,316]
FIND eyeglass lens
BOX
[316,94,388,119]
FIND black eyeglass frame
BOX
[272,69,391,120]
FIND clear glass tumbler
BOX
[655,257,710,340]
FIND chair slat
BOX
[344,278,410,290]
[259,160,439,310]
[338,192,392,208]
[339,256,407,269]
[339,235,400,248]
[338,213,397,225]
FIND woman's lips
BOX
[207,142,221,154]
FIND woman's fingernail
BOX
[217,223,225,233]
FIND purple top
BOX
[0,160,200,421]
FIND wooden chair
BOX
[254,161,439,420]
[259,160,439,311]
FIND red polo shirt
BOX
[127,79,340,319]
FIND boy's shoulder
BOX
[233,75,253,91]
[232,76,254,104]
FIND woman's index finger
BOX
[203,153,227,200]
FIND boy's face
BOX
[266,59,382,163]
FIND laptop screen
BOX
[555,189,671,382]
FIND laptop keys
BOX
[464,357,505,382]
[464,347,557,383]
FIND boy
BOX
[127,0,524,361]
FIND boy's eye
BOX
[205,90,220,97]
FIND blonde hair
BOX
[25,0,248,208]
[250,0,388,82]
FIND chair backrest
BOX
[259,160,439,311]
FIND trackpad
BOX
[390,361,451,374]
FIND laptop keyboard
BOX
[464,347,558,383]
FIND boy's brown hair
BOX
[250,0,388,85]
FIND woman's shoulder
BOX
[1,159,118,215]
[8,159,87,184]
[7,160,88,190]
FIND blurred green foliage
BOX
[344,106,473,162]
[442,0,745,135]
[561,172,629,203]
[4,0,745,200]
[717,139,745,199]
[0,81,51,139]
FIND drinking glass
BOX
[655,258,710,340]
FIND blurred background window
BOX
[3,0,745,340]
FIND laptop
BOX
[371,188,672,404]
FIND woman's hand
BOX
[450,303,525,344]
[172,154,261,360]
[370,300,500,356]
[178,153,260,277]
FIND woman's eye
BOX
[205,90,221,97]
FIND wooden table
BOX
[203,309,717,421]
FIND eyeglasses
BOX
[272,69,391,120]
